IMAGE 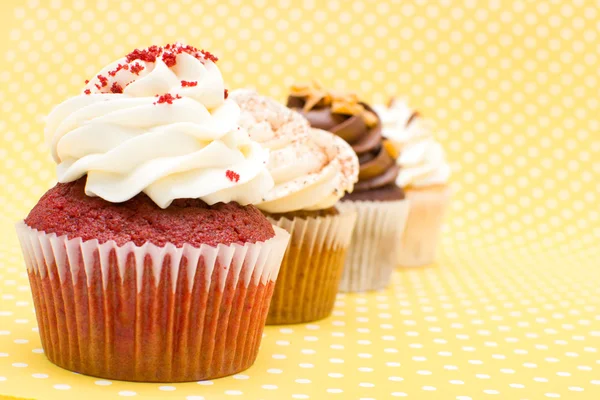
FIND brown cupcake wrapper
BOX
[266,211,357,324]
[15,221,290,382]
[337,199,409,292]
[398,186,452,267]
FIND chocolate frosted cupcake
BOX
[288,83,409,292]
[375,98,452,267]
[232,89,359,323]
[16,44,290,382]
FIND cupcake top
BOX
[373,98,451,188]
[286,82,403,199]
[45,43,273,209]
[231,89,359,214]
[25,178,275,247]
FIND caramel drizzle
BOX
[290,81,379,127]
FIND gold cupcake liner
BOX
[266,211,357,324]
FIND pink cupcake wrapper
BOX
[15,221,290,382]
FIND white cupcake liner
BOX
[336,199,409,292]
[397,186,452,267]
[15,221,290,382]
[266,210,357,324]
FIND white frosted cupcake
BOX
[232,89,359,323]
[374,98,452,267]
[16,44,290,382]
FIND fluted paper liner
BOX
[397,186,452,267]
[337,199,409,292]
[15,221,290,383]
[266,211,357,324]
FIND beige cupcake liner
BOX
[15,221,290,382]
[397,185,452,267]
[266,211,357,324]
[337,199,409,292]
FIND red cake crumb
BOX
[84,89,91,95]
[153,93,181,105]
[24,178,275,248]
[108,63,129,77]
[130,63,144,75]
[224,89,229,99]
[181,80,198,87]
[110,82,123,93]
[126,45,162,63]
[97,75,108,88]
[226,170,240,183]
[162,52,177,67]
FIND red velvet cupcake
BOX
[16,44,290,382]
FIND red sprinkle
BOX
[153,93,182,105]
[130,63,144,75]
[84,89,91,95]
[181,80,198,87]
[224,89,229,99]
[226,170,240,183]
[84,79,89,84]
[110,82,123,94]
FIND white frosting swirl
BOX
[45,45,273,208]
[232,90,359,213]
[374,99,451,188]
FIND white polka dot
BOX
[159,386,175,391]
[95,380,112,386]
[32,373,48,379]
[295,379,311,384]
[54,384,71,390]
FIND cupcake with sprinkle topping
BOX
[232,89,359,323]
[287,82,410,292]
[16,44,290,382]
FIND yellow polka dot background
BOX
[0,0,599,399]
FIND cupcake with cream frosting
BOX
[374,98,452,266]
[287,82,410,292]
[232,89,359,323]
[16,44,290,382]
